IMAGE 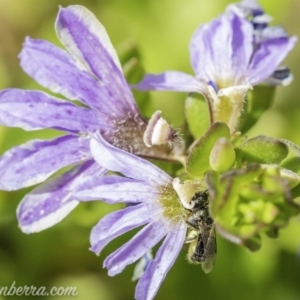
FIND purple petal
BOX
[135,221,187,300]
[19,37,126,116]
[56,6,122,73]
[90,133,172,185]
[73,175,161,204]
[133,71,204,92]
[104,220,168,276]
[90,203,162,254]
[190,14,253,85]
[0,89,101,132]
[226,0,264,19]
[17,160,107,233]
[56,6,138,114]
[0,135,90,190]
[256,26,289,44]
[265,66,293,86]
[248,36,297,85]
[229,14,253,84]
[132,250,153,282]
[190,18,225,81]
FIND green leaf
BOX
[280,139,300,175]
[116,39,140,66]
[186,122,230,176]
[185,93,211,140]
[238,85,276,133]
[265,227,279,239]
[236,135,288,164]
[291,183,300,198]
[242,236,261,252]
[123,57,152,115]
[116,40,152,117]
[123,57,145,84]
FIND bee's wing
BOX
[201,225,217,274]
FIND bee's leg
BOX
[185,229,198,243]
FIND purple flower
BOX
[227,0,295,86]
[134,9,297,132]
[0,5,177,234]
[73,133,188,300]
[227,0,268,28]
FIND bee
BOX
[184,191,217,273]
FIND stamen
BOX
[172,178,199,210]
[143,110,180,148]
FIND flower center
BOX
[103,112,180,159]
[103,112,147,154]
[158,184,188,222]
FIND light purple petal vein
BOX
[135,221,187,300]
[134,71,203,92]
[0,135,91,190]
[104,221,167,276]
[73,175,160,203]
[17,160,106,233]
[190,20,221,80]
[90,203,161,254]
[230,13,253,84]
[205,15,233,82]
[56,6,138,114]
[0,89,100,132]
[90,134,171,185]
[19,37,123,116]
[248,36,298,85]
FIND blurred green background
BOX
[0,0,300,299]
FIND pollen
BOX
[158,185,188,222]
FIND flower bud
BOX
[209,137,236,172]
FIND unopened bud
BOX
[209,137,236,172]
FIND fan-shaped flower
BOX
[134,8,297,132]
[227,0,294,86]
[73,133,189,300]
[0,5,179,234]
